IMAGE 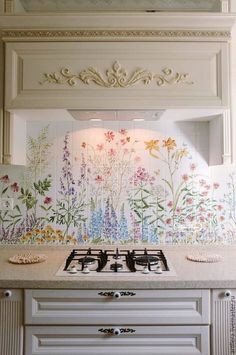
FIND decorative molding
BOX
[39,61,193,88]
[0,29,231,41]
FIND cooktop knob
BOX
[155,265,163,274]
[113,292,121,299]
[3,290,12,298]
[68,265,78,274]
[142,266,150,274]
[82,266,90,274]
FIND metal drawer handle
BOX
[98,291,136,297]
[98,328,136,335]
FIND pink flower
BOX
[124,148,129,155]
[108,148,116,157]
[176,207,182,214]
[167,201,173,208]
[200,206,206,212]
[81,142,86,148]
[97,144,104,151]
[207,213,212,218]
[44,197,52,205]
[134,156,141,163]
[190,163,196,171]
[0,175,10,183]
[219,216,225,221]
[199,216,205,222]
[95,175,103,183]
[165,218,172,225]
[119,129,127,136]
[120,139,127,145]
[186,198,193,205]
[10,182,19,192]
[199,179,206,186]
[213,182,220,189]
[205,184,211,190]
[104,131,115,142]
[187,215,194,221]
[217,205,223,211]
[201,191,208,196]
[182,174,189,182]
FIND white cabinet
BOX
[212,289,236,355]
[0,289,23,355]
[5,41,229,110]
[25,289,210,355]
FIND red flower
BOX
[108,148,116,157]
[10,182,19,192]
[81,142,86,148]
[165,218,172,225]
[119,129,127,136]
[186,198,193,205]
[190,163,196,171]
[104,131,115,142]
[95,175,103,183]
[182,174,189,182]
[0,175,10,183]
[167,201,173,208]
[44,197,52,205]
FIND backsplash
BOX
[0,119,235,245]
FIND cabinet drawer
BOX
[25,325,209,355]
[25,289,210,325]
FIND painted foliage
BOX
[0,123,234,245]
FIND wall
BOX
[0,113,235,245]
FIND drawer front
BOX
[5,41,228,109]
[25,289,210,325]
[25,325,209,355]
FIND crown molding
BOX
[0,29,231,41]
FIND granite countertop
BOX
[0,244,235,289]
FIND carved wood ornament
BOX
[39,61,193,88]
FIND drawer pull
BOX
[98,291,136,297]
[98,328,136,335]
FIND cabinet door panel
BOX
[25,325,209,355]
[25,289,210,325]
[0,289,23,355]
[5,42,229,109]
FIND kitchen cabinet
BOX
[0,289,23,355]
[24,288,210,355]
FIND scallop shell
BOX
[8,253,47,264]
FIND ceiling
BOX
[19,0,221,13]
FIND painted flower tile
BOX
[0,119,235,245]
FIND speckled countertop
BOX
[0,244,235,289]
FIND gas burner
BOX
[59,248,174,276]
[135,255,159,266]
[110,262,123,272]
[78,256,96,265]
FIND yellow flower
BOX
[162,137,176,151]
[26,231,32,237]
[177,148,188,159]
[144,139,159,152]
[82,235,90,242]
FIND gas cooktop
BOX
[56,247,176,277]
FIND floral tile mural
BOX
[0,119,235,245]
